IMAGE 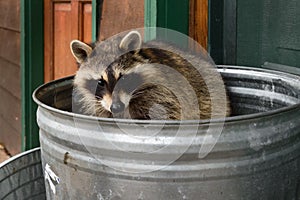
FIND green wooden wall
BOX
[236,0,300,68]
[144,0,189,42]
[21,0,44,151]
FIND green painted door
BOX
[21,0,44,151]
[144,0,189,41]
[237,0,300,68]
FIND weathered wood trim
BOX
[144,0,157,41]
[208,0,224,64]
[189,0,208,50]
[157,0,189,35]
[223,0,237,64]
[92,0,99,41]
[21,0,44,151]
[144,0,189,43]
[44,0,54,82]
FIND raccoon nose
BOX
[110,101,125,114]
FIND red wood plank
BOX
[0,0,20,31]
[0,29,20,65]
[0,86,21,136]
[53,3,77,80]
[44,0,92,82]
[98,0,144,40]
[189,0,208,50]
[82,3,92,43]
[0,59,20,99]
[0,115,21,156]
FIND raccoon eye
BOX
[118,73,123,80]
[97,79,106,87]
[117,73,143,93]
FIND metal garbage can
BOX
[33,66,300,200]
[0,148,46,200]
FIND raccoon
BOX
[70,31,230,120]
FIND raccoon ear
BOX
[70,40,93,64]
[119,31,142,52]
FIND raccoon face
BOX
[82,67,144,115]
[70,31,144,117]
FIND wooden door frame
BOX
[21,0,99,151]
[44,0,95,82]
[21,0,44,151]
[189,0,208,50]
[209,0,237,64]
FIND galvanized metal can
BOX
[33,66,300,200]
[0,148,46,200]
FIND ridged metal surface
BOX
[33,66,300,200]
[0,148,46,200]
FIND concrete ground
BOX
[0,144,10,163]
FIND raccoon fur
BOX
[70,31,230,120]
